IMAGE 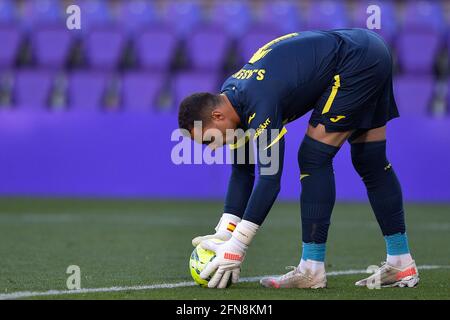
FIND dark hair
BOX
[178,92,222,133]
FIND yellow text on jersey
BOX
[254,118,271,139]
[232,69,266,81]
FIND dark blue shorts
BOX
[309,29,399,133]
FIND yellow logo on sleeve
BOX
[249,32,299,64]
[248,113,256,124]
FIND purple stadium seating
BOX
[121,72,165,112]
[0,26,21,68]
[238,29,280,63]
[116,0,158,33]
[186,26,230,71]
[173,72,219,107]
[85,28,126,70]
[396,31,441,74]
[307,0,349,30]
[68,71,108,111]
[394,75,434,116]
[135,26,177,71]
[77,0,113,31]
[260,1,303,34]
[446,35,450,70]
[351,1,397,44]
[210,0,252,38]
[14,69,53,110]
[162,0,202,38]
[21,0,63,28]
[446,81,450,114]
[402,0,446,33]
[0,70,13,108]
[31,26,73,68]
[0,0,16,23]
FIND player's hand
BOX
[199,219,259,289]
[192,213,241,247]
[192,230,232,247]
[199,237,247,288]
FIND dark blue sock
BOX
[351,140,406,236]
[298,135,340,245]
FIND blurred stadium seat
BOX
[67,70,108,111]
[186,26,230,71]
[162,0,203,38]
[402,0,446,34]
[14,69,53,110]
[394,75,435,116]
[0,0,17,24]
[76,0,113,31]
[306,0,349,30]
[31,26,74,68]
[116,0,159,34]
[260,1,304,34]
[396,31,441,74]
[209,0,252,39]
[0,26,21,68]
[173,72,219,107]
[351,1,398,45]
[85,28,126,70]
[134,25,177,71]
[121,71,165,112]
[21,0,64,28]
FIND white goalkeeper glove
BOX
[192,213,241,247]
[200,220,259,289]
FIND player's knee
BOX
[351,140,389,177]
[351,140,400,192]
[351,146,370,178]
[298,135,339,173]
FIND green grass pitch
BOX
[0,199,449,300]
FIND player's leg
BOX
[298,124,351,275]
[350,126,419,287]
[261,124,351,289]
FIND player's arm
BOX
[192,135,255,247]
[242,129,285,224]
[223,132,256,216]
[201,97,287,288]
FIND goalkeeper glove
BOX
[200,220,259,288]
[192,213,241,247]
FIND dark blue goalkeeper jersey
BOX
[220,28,398,225]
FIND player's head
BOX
[178,93,239,149]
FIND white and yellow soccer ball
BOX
[189,244,216,287]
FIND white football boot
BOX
[260,266,327,289]
[355,260,419,288]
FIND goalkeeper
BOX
[178,28,418,289]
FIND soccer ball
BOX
[189,244,216,287]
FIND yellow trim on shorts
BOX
[322,75,341,114]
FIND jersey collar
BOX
[222,88,248,130]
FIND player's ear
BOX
[211,110,225,121]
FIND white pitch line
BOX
[0,265,448,300]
